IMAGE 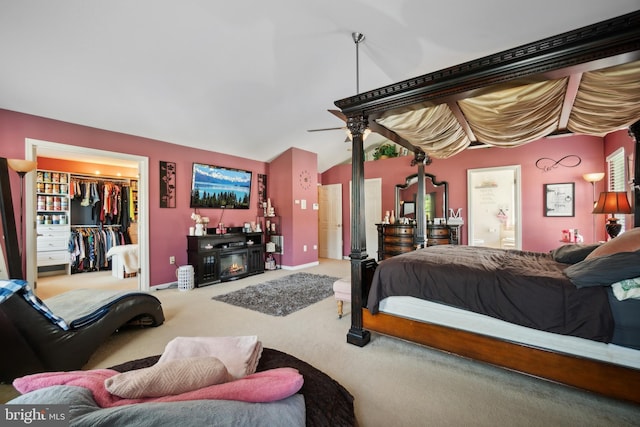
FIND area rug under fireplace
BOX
[212,273,339,316]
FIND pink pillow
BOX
[586,227,640,259]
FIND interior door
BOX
[318,184,342,259]
[467,165,521,249]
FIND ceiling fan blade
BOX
[307,127,346,132]
[328,109,347,122]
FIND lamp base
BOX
[605,218,622,240]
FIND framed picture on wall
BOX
[544,182,574,217]
[160,161,176,208]
[257,173,267,208]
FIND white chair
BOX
[332,277,351,318]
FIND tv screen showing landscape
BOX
[190,163,252,209]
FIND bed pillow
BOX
[8,385,307,427]
[611,276,640,300]
[104,356,233,398]
[550,244,600,264]
[564,250,640,288]
[585,227,640,259]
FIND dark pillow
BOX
[564,250,640,288]
[550,244,600,264]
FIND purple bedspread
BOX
[367,246,613,342]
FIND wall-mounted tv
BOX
[190,163,252,209]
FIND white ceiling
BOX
[1,1,639,172]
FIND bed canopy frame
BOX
[335,11,640,404]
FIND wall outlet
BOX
[169,256,175,264]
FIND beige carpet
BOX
[3,260,640,426]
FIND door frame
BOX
[467,165,521,249]
[318,183,343,260]
[24,138,149,291]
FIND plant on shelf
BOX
[373,143,399,160]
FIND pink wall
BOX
[1,107,633,282]
[322,132,635,256]
[268,147,319,267]
[0,109,270,285]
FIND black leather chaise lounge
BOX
[0,286,164,382]
[0,157,164,382]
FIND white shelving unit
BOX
[36,170,71,275]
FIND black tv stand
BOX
[186,230,264,287]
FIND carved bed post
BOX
[629,120,640,228]
[412,150,428,248]
[346,115,371,347]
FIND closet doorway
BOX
[24,139,150,292]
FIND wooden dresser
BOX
[427,224,451,246]
[376,223,416,260]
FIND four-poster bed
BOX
[336,11,640,404]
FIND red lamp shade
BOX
[592,191,633,240]
[592,191,633,215]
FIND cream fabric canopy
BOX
[376,60,640,158]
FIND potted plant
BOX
[373,143,399,160]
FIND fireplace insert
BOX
[186,231,264,286]
[219,247,249,281]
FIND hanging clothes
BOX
[69,226,126,274]
[70,176,132,240]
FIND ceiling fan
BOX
[307,32,365,139]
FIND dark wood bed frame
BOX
[336,12,640,405]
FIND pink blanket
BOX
[13,367,303,408]
[158,336,263,379]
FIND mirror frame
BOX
[395,172,449,223]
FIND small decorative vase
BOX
[195,223,204,236]
[390,210,396,224]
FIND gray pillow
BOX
[550,244,600,264]
[564,250,640,288]
[8,385,306,427]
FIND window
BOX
[606,147,628,231]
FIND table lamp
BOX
[591,191,633,239]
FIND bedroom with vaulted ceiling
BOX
[1,3,640,426]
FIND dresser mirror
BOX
[395,173,448,223]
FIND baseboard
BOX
[280,261,320,270]
[151,282,177,291]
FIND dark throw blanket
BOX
[367,246,613,342]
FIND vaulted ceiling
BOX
[1,1,639,171]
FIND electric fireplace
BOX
[219,248,248,281]
[186,229,265,287]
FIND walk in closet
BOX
[36,169,138,276]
